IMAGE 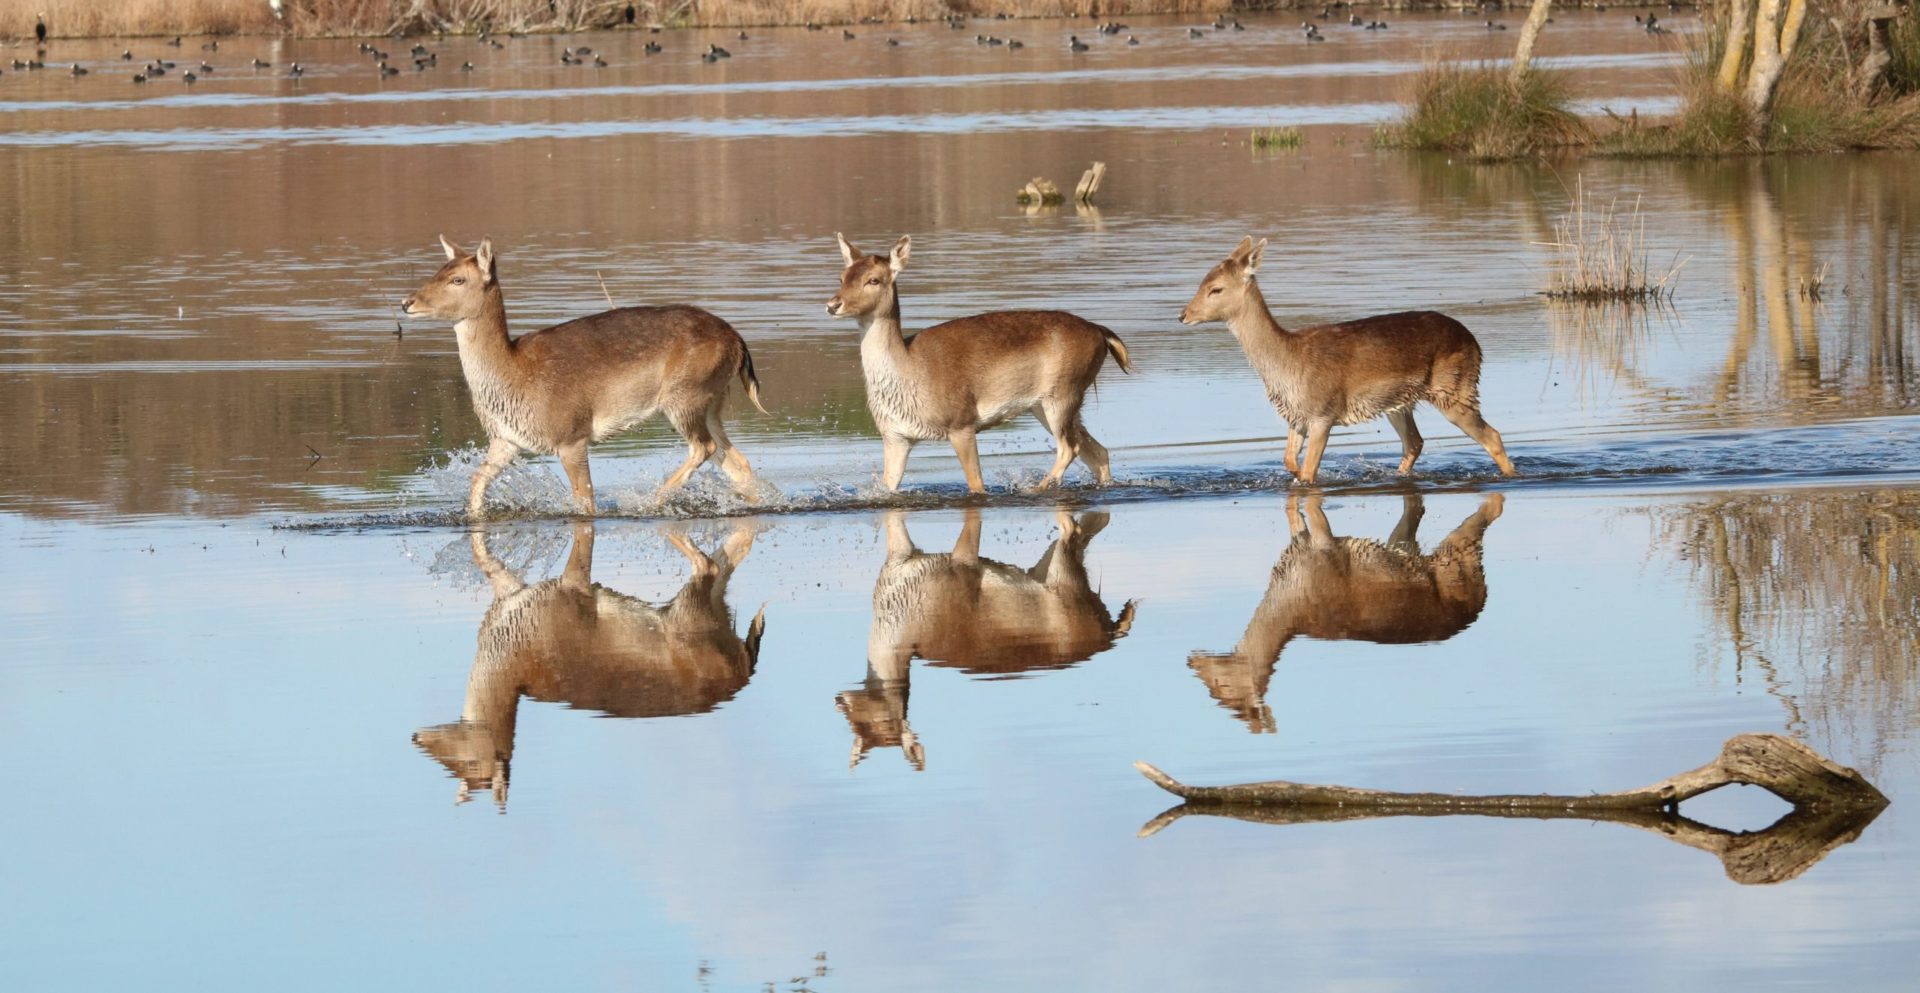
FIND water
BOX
[1,12,1916,991]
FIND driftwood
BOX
[1136,734,1888,885]
[1014,162,1106,206]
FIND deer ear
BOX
[835,232,860,266]
[439,234,462,261]
[1244,238,1268,277]
[475,237,496,285]
[1228,235,1255,263]
[889,235,911,275]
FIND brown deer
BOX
[1179,237,1517,484]
[413,521,766,807]
[839,509,1137,768]
[400,236,767,518]
[825,233,1134,493]
[1190,493,1500,732]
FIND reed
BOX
[1250,125,1303,149]
[1539,176,1685,303]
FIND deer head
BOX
[825,232,909,319]
[401,234,498,323]
[1180,235,1267,326]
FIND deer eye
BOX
[451,277,467,286]
[1208,286,1223,296]
[865,277,881,286]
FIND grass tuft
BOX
[1377,62,1590,161]
[1540,177,1686,303]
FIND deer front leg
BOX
[468,438,520,520]
[881,435,912,492]
[1283,425,1303,475]
[1295,420,1334,485]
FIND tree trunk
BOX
[1510,0,1555,82]
[1746,0,1810,126]
[1719,0,1755,93]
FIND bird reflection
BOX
[414,522,765,807]
[1191,493,1500,732]
[839,509,1137,770]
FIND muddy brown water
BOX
[1,13,1917,991]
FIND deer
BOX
[1179,236,1517,485]
[413,521,766,807]
[825,233,1134,494]
[400,236,767,518]
[839,508,1137,769]
[1189,492,1500,732]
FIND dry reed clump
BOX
[1,0,1230,37]
[1250,125,1303,149]
[1377,61,1589,161]
[1539,176,1686,303]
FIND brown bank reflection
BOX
[839,510,1136,769]
[1191,493,1500,732]
[414,523,765,807]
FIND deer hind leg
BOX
[1035,398,1082,489]
[1072,418,1112,485]
[1386,407,1423,475]
[556,439,595,516]
[658,407,719,495]
[705,401,756,491]
[1437,402,1517,477]
[467,438,520,520]
[1283,425,1304,475]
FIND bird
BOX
[377,61,398,76]
[132,72,146,83]
[842,29,856,40]
[1068,35,1090,52]
[167,36,182,47]
[886,36,900,46]
[643,41,662,54]
[68,63,86,76]
[592,54,607,66]
[1231,18,1244,30]
[700,50,718,63]
[1127,34,1139,45]
[199,62,215,73]
[737,31,748,40]
[1488,20,1507,30]
[287,62,304,76]
[121,50,133,60]
[35,12,47,46]
[251,57,270,68]
[183,71,197,83]
[202,40,218,51]
[1007,38,1023,49]
[1187,27,1203,38]
[460,60,474,71]
[707,44,730,58]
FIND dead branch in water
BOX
[1136,734,1888,885]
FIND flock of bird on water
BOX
[9,3,1684,84]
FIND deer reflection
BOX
[839,510,1137,770]
[1191,493,1500,732]
[414,522,765,806]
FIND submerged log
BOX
[1135,734,1888,885]
[1074,161,1106,204]
[1136,734,1886,813]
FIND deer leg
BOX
[1387,408,1424,475]
[659,408,718,495]
[1438,403,1518,477]
[877,434,913,492]
[1301,493,1336,548]
[560,520,596,592]
[1283,425,1303,475]
[706,403,756,491]
[467,438,520,520]
[1035,398,1084,489]
[1388,493,1426,551]
[1284,492,1307,536]
[1072,420,1112,485]
[1296,420,1334,484]
[952,508,983,565]
[556,439,595,516]
[950,428,987,494]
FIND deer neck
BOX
[1224,279,1296,360]
[452,287,516,380]
[857,288,913,378]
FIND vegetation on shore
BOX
[1384,2,1920,159]
[1,0,1227,39]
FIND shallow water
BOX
[1,12,1917,991]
